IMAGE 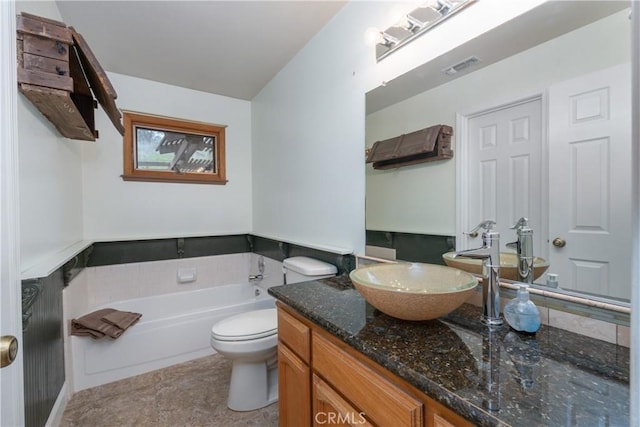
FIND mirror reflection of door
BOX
[547,64,631,300]
[463,63,631,299]
[464,98,543,260]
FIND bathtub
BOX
[69,283,275,391]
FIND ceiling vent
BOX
[442,56,481,76]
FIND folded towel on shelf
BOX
[71,308,142,340]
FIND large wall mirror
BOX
[365,1,632,304]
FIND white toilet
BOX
[210,256,338,411]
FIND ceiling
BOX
[56,1,346,100]
[366,0,629,113]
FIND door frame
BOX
[455,92,548,255]
[1,0,25,425]
[630,1,639,424]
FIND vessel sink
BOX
[349,263,478,321]
[441,252,550,281]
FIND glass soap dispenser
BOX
[504,284,541,333]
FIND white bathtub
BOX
[69,283,275,391]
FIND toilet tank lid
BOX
[283,256,337,276]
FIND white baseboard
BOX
[45,382,69,427]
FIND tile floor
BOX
[60,355,279,427]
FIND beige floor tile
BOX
[60,355,278,427]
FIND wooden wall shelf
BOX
[16,13,123,141]
[366,124,453,169]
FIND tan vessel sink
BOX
[441,252,550,281]
[349,263,478,321]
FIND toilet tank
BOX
[283,257,337,284]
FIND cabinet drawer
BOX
[278,307,310,363]
[429,401,475,427]
[313,332,423,427]
[313,374,373,427]
[433,413,457,427]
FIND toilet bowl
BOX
[210,308,278,411]
[210,256,337,411]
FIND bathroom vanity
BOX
[269,276,629,427]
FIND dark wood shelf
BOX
[16,12,123,141]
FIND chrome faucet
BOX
[506,217,534,284]
[453,221,502,326]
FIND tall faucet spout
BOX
[510,217,534,284]
[454,228,502,326]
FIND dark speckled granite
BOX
[268,275,630,427]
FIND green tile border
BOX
[60,234,355,276]
[366,230,455,265]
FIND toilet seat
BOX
[211,308,277,341]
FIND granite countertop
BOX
[268,275,630,427]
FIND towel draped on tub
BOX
[71,308,142,339]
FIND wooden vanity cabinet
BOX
[276,303,474,427]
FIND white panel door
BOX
[1,0,25,425]
[466,98,543,257]
[548,63,632,300]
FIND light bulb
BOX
[418,0,438,8]
[397,15,411,30]
[364,27,384,46]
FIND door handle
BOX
[0,336,18,368]
[552,238,566,248]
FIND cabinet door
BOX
[278,344,311,427]
[312,374,373,427]
[313,332,423,427]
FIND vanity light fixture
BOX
[381,31,401,47]
[373,0,475,62]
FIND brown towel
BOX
[71,308,142,339]
[69,325,105,339]
[102,310,141,330]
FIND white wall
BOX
[81,73,253,240]
[16,0,548,264]
[251,3,370,252]
[17,0,254,268]
[16,0,84,271]
[251,0,546,254]
[365,10,631,236]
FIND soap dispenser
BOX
[503,284,541,333]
